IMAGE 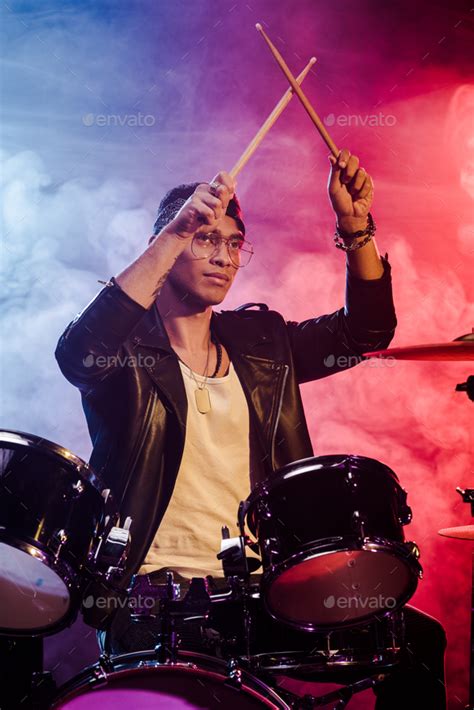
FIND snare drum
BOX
[245,455,422,630]
[203,588,405,680]
[52,651,290,709]
[0,430,106,635]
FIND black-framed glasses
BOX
[191,232,254,268]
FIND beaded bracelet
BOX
[334,212,376,252]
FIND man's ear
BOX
[148,234,156,246]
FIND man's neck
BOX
[156,294,213,354]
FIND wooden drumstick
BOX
[255,23,339,157]
[229,56,317,178]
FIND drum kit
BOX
[0,335,472,709]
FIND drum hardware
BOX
[149,575,214,664]
[396,487,412,525]
[217,523,261,578]
[91,514,132,582]
[52,529,68,561]
[225,657,243,689]
[96,651,115,674]
[262,536,280,566]
[439,487,473,710]
[351,510,367,539]
[257,498,272,519]
[296,673,389,709]
[70,479,85,497]
[456,375,474,401]
[217,524,250,578]
[344,467,359,492]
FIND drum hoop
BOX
[52,650,291,709]
[261,537,422,632]
[0,532,79,637]
[0,429,104,490]
[249,647,402,673]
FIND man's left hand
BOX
[328,149,373,231]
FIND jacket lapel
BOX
[128,304,187,432]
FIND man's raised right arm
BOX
[55,173,235,392]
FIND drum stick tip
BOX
[255,22,263,31]
[309,56,317,65]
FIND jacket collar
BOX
[129,302,272,356]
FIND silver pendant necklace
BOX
[183,334,222,414]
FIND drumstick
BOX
[229,56,316,178]
[255,23,339,157]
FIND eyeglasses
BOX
[191,232,254,268]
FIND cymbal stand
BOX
[457,487,474,710]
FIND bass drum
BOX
[0,430,106,636]
[52,651,290,709]
[245,454,422,630]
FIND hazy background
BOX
[1,0,473,707]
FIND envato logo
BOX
[324,113,397,127]
[323,354,396,368]
[323,594,397,610]
[82,353,158,368]
[82,113,156,127]
[82,593,156,610]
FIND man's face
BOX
[166,215,243,307]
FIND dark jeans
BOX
[99,573,447,710]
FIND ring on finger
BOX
[209,181,220,197]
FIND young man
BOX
[55,150,446,708]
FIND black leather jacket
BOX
[55,255,396,620]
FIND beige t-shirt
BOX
[140,359,251,578]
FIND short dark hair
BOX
[152,182,245,236]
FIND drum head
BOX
[53,652,289,709]
[265,544,416,629]
[0,543,70,632]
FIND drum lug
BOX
[97,652,114,674]
[62,479,85,502]
[404,540,422,575]
[344,469,359,492]
[262,536,280,564]
[225,657,242,689]
[257,499,272,520]
[351,510,367,540]
[52,529,68,560]
[71,479,85,496]
[397,488,413,525]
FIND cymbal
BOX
[438,525,474,540]
[363,332,474,361]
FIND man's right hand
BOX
[163,171,236,239]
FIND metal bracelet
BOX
[334,232,373,252]
[334,212,376,252]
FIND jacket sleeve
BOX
[286,254,397,384]
[55,278,147,394]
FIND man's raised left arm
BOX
[286,148,397,383]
